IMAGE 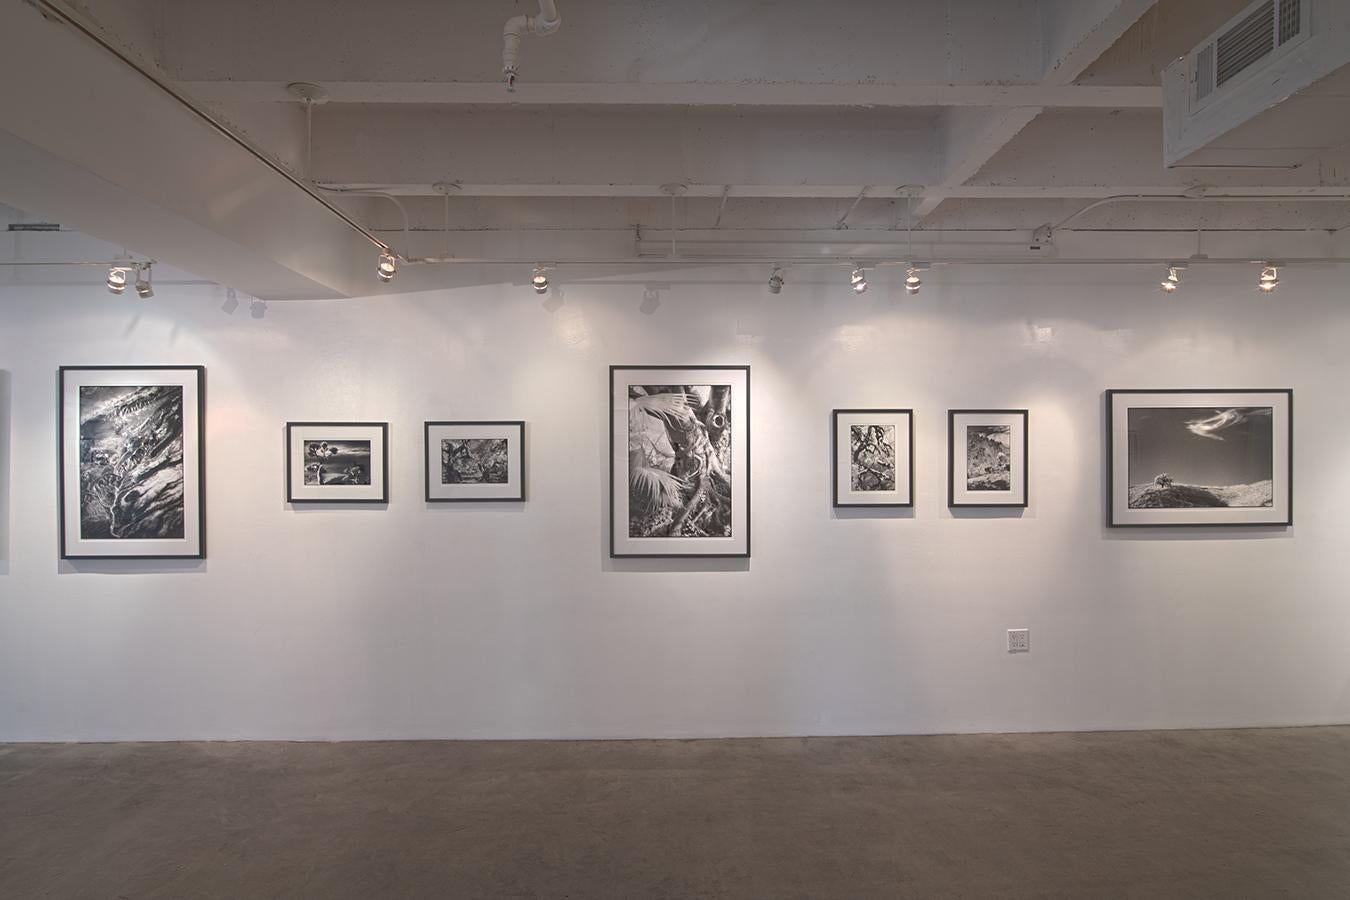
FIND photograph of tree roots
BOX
[627,384,732,538]
[850,423,897,491]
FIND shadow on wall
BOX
[0,370,8,574]
[58,558,207,576]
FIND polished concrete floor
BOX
[2,727,1350,898]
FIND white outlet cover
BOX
[1008,628,1030,653]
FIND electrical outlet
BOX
[1007,628,1030,653]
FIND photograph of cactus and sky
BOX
[303,440,372,486]
[1127,407,1274,509]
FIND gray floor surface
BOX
[2,727,1349,898]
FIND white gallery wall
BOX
[1,263,1348,741]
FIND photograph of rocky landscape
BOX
[965,424,1011,491]
[78,384,186,540]
[1127,407,1274,508]
[442,438,509,484]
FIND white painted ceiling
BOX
[0,0,1347,299]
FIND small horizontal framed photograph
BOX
[611,365,750,558]
[949,409,1028,508]
[832,409,914,507]
[425,421,525,502]
[286,422,388,504]
[59,365,206,559]
[1107,389,1292,527]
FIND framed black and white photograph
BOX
[1108,390,1292,527]
[831,409,914,508]
[286,422,388,504]
[59,365,205,559]
[425,420,525,502]
[948,409,1028,508]
[610,365,750,558]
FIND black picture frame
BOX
[610,365,751,558]
[58,365,207,560]
[285,421,389,504]
[947,409,1029,508]
[424,420,526,502]
[1106,389,1293,527]
[831,408,915,508]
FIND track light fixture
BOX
[850,265,868,294]
[1258,263,1279,293]
[531,264,550,294]
[1160,263,1184,293]
[135,265,154,298]
[106,263,129,295]
[376,250,398,282]
[900,191,924,296]
[904,265,922,295]
[767,265,784,294]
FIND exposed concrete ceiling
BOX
[0,0,1346,299]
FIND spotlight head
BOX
[531,264,550,294]
[767,265,784,294]
[1160,264,1182,293]
[376,250,397,282]
[135,265,154,299]
[106,264,129,295]
[904,265,922,295]
[1258,263,1279,293]
[850,265,868,294]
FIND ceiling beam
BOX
[0,0,381,301]
[308,106,940,196]
[0,130,346,301]
[322,183,1350,200]
[159,0,1051,87]
[184,81,1162,109]
[915,0,1160,220]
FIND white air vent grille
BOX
[1195,44,1216,100]
[1217,0,1275,87]
[1279,0,1301,43]
[1190,0,1308,107]
[1165,0,1347,167]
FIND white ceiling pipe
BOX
[502,0,561,92]
[1051,193,1350,233]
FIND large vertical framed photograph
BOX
[425,420,525,502]
[831,409,914,508]
[286,422,388,504]
[611,365,750,558]
[59,365,205,559]
[948,409,1028,508]
[1108,390,1292,527]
